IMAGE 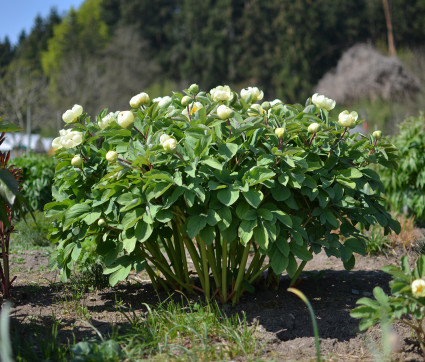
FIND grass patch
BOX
[10,211,52,250]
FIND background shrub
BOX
[12,153,56,215]
[380,114,425,222]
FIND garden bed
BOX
[6,245,424,361]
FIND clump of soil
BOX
[4,247,425,361]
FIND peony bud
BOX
[181,95,193,106]
[130,92,150,108]
[308,122,321,134]
[106,150,118,162]
[261,101,271,110]
[159,134,172,145]
[411,279,425,297]
[71,155,83,167]
[247,103,264,116]
[117,111,134,128]
[62,109,77,124]
[217,104,234,120]
[189,83,199,94]
[372,130,382,139]
[338,110,358,128]
[275,128,285,138]
[162,138,177,153]
[98,218,106,227]
[72,104,83,118]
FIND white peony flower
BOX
[217,104,234,120]
[312,93,336,111]
[338,110,358,128]
[411,279,425,297]
[117,111,134,128]
[52,137,63,149]
[210,85,233,102]
[182,101,203,118]
[61,131,83,149]
[241,87,264,103]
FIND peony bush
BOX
[46,85,400,304]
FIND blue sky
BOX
[0,0,86,46]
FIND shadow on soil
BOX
[8,268,392,351]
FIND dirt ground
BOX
[5,246,425,361]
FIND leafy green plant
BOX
[351,254,425,356]
[12,153,56,215]
[46,85,399,304]
[380,114,425,222]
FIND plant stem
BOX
[232,242,251,305]
[197,238,210,300]
[249,263,270,284]
[222,240,228,303]
[207,245,220,290]
[289,260,308,287]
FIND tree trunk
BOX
[383,0,396,56]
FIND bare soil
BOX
[4,247,425,361]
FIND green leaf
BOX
[217,187,239,206]
[286,254,298,278]
[236,202,257,221]
[218,143,238,160]
[270,249,289,274]
[109,264,132,286]
[253,223,269,249]
[135,221,153,242]
[199,225,216,245]
[0,169,19,207]
[186,214,207,239]
[82,211,101,225]
[344,238,366,255]
[123,237,137,253]
[290,243,313,261]
[243,189,264,208]
[64,203,91,228]
[356,297,380,308]
[343,255,355,270]
[274,210,292,228]
[350,305,377,319]
[245,167,276,186]
[339,168,363,179]
[373,287,389,305]
[238,219,257,245]
[201,158,223,170]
